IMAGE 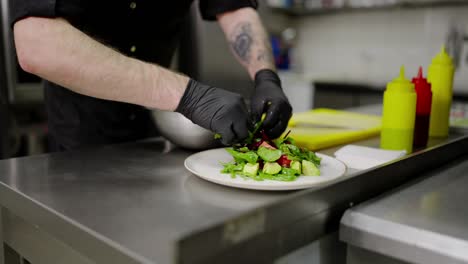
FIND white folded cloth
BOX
[334,145,406,170]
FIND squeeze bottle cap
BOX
[432,45,453,66]
[412,66,431,93]
[387,66,415,93]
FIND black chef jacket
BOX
[10,0,258,151]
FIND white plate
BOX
[184,148,347,191]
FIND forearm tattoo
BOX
[230,21,275,71]
[230,22,253,64]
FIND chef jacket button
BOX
[129,114,136,121]
[130,2,137,9]
[130,45,136,53]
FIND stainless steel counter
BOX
[0,139,294,264]
[0,108,468,263]
[341,153,468,264]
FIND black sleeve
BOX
[10,0,57,26]
[199,0,258,21]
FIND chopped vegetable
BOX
[258,146,282,162]
[243,163,259,177]
[302,160,320,176]
[263,162,282,175]
[277,154,292,167]
[221,125,321,182]
[290,161,301,174]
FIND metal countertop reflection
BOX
[341,154,468,264]
[0,139,291,263]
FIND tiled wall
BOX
[291,6,468,93]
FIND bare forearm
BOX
[218,8,275,79]
[13,17,188,111]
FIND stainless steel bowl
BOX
[152,110,221,150]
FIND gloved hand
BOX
[251,69,292,139]
[176,79,251,145]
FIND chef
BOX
[11,0,292,151]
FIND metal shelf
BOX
[269,0,468,16]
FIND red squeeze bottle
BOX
[412,66,432,148]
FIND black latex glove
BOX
[176,79,251,145]
[251,69,293,139]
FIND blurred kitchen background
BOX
[1,0,468,159]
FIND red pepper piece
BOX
[278,155,292,167]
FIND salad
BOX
[220,123,321,182]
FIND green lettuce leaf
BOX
[244,120,264,145]
[281,167,300,176]
[226,148,258,164]
[281,144,321,166]
[258,172,297,182]
[221,162,245,178]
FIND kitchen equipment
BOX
[412,66,432,148]
[286,108,381,150]
[428,45,455,138]
[184,148,346,191]
[152,110,220,150]
[381,66,416,154]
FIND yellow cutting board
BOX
[286,108,382,151]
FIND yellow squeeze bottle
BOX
[381,66,417,154]
[428,46,455,137]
